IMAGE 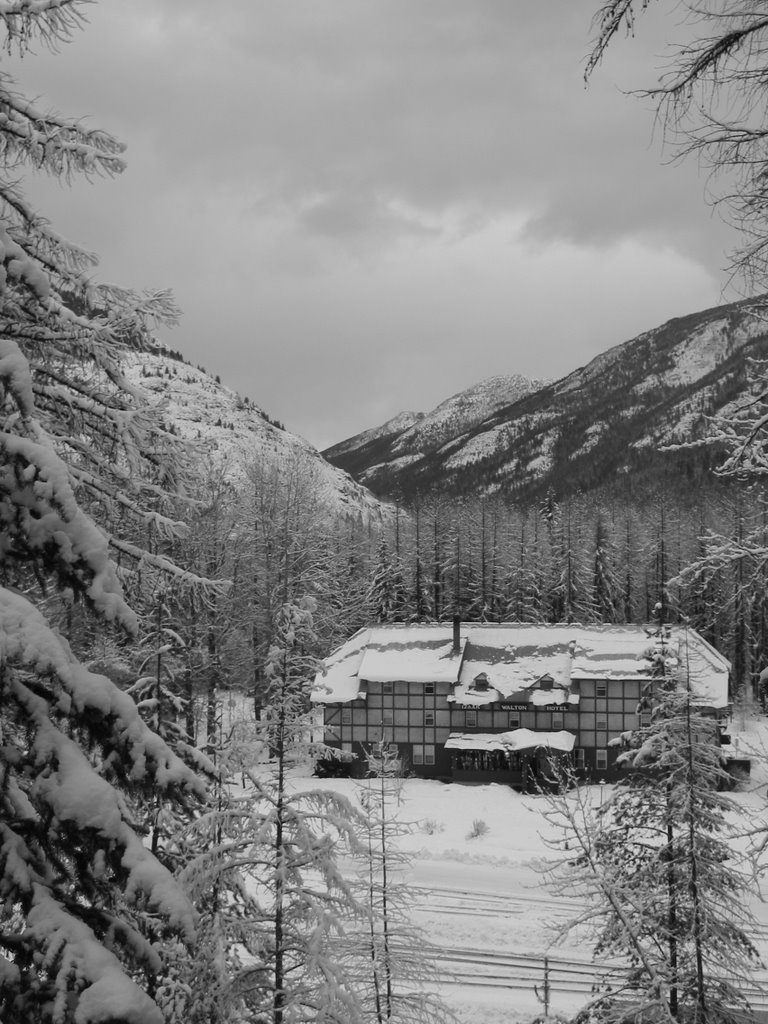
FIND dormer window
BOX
[472,672,489,692]
[538,674,554,691]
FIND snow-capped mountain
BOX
[323,373,543,483]
[123,350,389,521]
[324,295,768,500]
[325,411,425,461]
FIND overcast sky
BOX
[10,0,741,450]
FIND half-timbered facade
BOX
[310,621,730,786]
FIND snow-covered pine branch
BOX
[0,3,225,1021]
[0,0,90,56]
[0,589,207,1023]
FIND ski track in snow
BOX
[306,736,768,1024]
[407,849,768,1022]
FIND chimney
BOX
[452,615,461,653]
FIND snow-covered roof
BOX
[357,628,466,683]
[310,628,370,704]
[311,623,730,709]
[529,688,580,707]
[678,631,731,710]
[457,637,571,697]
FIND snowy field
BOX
[299,714,768,1024]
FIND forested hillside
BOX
[122,348,390,523]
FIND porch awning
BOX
[444,733,509,752]
[497,728,576,753]
[444,730,576,753]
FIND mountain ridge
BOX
[323,372,545,484]
[323,295,768,500]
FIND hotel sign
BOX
[500,702,564,712]
[456,702,566,712]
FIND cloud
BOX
[1,0,736,447]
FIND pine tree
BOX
[410,497,431,621]
[504,504,546,623]
[545,498,591,623]
[126,587,191,861]
[367,537,408,624]
[592,512,622,624]
[0,5,216,1020]
[545,625,761,1024]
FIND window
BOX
[596,749,608,772]
[596,682,607,698]
[640,712,651,728]
[552,712,564,730]
[382,711,393,727]
[574,748,586,769]
[596,717,608,731]
[465,709,477,728]
[425,682,435,695]
[425,711,435,727]
[341,708,352,725]
[414,744,436,766]
[508,712,520,729]
[382,681,393,694]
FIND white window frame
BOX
[465,709,477,728]
[596,717,608,731]
[596,681,607,698]
[552,712,564,730]
[640,712,651,728]
[424,710,435,727]
[574,748,586,769]
[413,744,435,766]
[425,682,435,695]
[508,712,520,729]
[382,710,393,727]
[596,749,609,772]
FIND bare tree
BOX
[349,742,456,1024]
[588,1,768,290]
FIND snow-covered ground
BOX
[302,714,768,1024]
